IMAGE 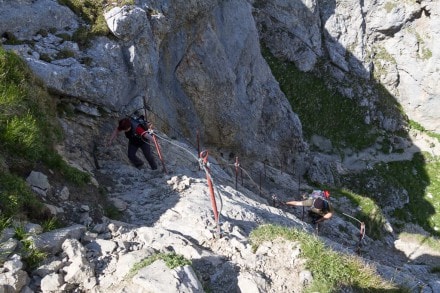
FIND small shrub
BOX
[1,47,62,164]
[12,225,48,269]
[161,253,192,269]
[39,53,52,63]
[129,253,191,277]
[1,32,22,45]
[103,204,122,220]
[55,49,75,59]
[13,225,28,240]
[80,56,93,66]
[20,238,47,269]
[72,26,92,48]
[36,29,49,37]
[0,216,12,233]
[42,217,62,232]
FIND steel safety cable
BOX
[153,132,199,162]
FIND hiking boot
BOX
[135,163,144,169]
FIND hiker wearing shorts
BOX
[285,190,334,224]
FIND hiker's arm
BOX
[107,128,119,146]
[285,200,305,207]
[316,211,333,223]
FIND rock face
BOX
[1,0,438,176]
[0,0,305,173]
[254,0,440,133]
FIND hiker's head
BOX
[118,118,131,131]
[313,197,325,210]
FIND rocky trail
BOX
[93,130,440,292]
[2,130,439,292]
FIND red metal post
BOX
[152,134,167,173]
[200,151,220,233]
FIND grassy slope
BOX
[0,46,89,225]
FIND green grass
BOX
[0,46,60,161]
[341,153,440,236]
[262,47,378,151]
[409,120,440,142]
[1,46,90,224]
[42,217,62,232]
[250,224,400,292]
[43,151,90,186]
[129,252,192,277]
[103,203,123,220]
[423,154,440,232]
[0,216,12,234]
[13,225,47,269]
[335,189,388,239]
[0,173,46,220]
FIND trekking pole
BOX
[199,150,221,238]
[149,130,167,174]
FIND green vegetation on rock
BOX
[262,47,377,151]
[250,224,401,292]
[0,46,90,224]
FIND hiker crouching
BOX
[285,190,334,224]
[107,117,158,170]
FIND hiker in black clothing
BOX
[107,117,157,170]
[285,190,334,224]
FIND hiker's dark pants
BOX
[127,142,157,170]
[308,211,323,224]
